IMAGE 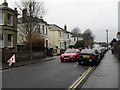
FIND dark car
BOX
[77,49,101,65]
[60,49,80,62]
[99,47,107,55]
[93,48,104,60]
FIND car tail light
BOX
[91,56,96,59]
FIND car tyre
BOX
[94,60,99,66]
[61,60,63,62]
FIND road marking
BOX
[0,69,11,72]
[68,67,93,90]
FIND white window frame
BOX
[0,12,4,25]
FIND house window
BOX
[74,37,76,41]
[46,27,48,35]
[42,25,44,34]
[38,25,41,33]
[7,14,13,26]
[0,12,4,25]
[60,32,62,37]
[0,34,4,48]
[68,34,69,39]
[60,42,61,48]
[8,34,13,47]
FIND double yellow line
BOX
[68,67,93,90]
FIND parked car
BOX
[60,49,80,62]
[99,47,107,55]
[77,49,101,65]
[93,48,104,60]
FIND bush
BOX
[75,40,84,48]
[26,35,45,51]
[68,45,76,49]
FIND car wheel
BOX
[94,60,99,66]
[61,60,63,62]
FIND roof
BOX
[0,4,14,12]
[49,24,64,31]
[18,17,49,26]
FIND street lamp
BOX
[106,30,108,50]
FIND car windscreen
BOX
[65,49,78,53]
[81,49,94,54]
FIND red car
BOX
[60,49,80,62]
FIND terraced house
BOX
[0,1,18,52]
[17,9,50,48]
[48,24,71,50]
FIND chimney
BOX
[22,9,27,22]
[2,0,8,7]
[64,25,67,31]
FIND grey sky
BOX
[0,0,119,42]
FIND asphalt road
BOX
[2,56,90,88]
[2,51,119,89]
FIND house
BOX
[48,24,70,50]
[118,1,120,40]
[0,1,18,52]
[70,33,83,45]
[17,9,50,48]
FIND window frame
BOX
[7,14,13,26]
[0,34,4,48]
[0,12,4,25]
[8,34,13,48]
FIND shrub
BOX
[68,45,76,49]
[75,40,84,48]
[26,35,45,51]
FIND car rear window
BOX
[81,49,94,54]
[65,49,78,53]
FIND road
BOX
[2,56,90,88]
[2,51,119,89]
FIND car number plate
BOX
[83,55,90,58]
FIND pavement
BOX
[1,55,57,70]
[81,50,119,88]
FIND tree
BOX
[16,0,46,59]
[71,27,81,36]
[83,29,95,48]
[110,38,117,46]
[75,40,84,48]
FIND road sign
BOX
[7,55,16,66]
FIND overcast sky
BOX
[0,0,119,42]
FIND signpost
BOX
[7,55,16,66]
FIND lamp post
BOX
[106,30,108,50]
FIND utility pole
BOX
[106,30,108,50]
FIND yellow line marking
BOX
[68,67,93,90]
[73,67,93,89]
[68,67,91,89]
